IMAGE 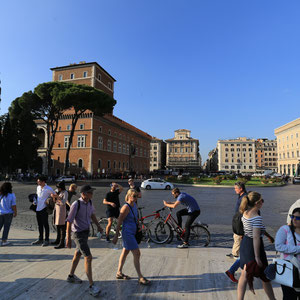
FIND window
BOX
[98,74,101,81]
[113,141,117,152]
[79,124,84,130]
[123,144,126,154]
[98,136,103,149]
[107,160,111,169]
[78,159,83,168]
[108,82,111,89]
[58,75,63,81]
[83,71,87,78]
[140,148,143,156]
[113,161,116,169]
[107,140,111,151]
[77,135,86,148]
[67,125,71,130]
[64,136,70,148]
[59,126,61,131]
[119,143,122,153]
[98,159,102,169]
[127,145,129,154]
[58,143,61,148]
[99,126,102,133]
[70,73,74,79]
[108,129,111,135]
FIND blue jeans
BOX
[229,258,240,274]
[0,213,13,241]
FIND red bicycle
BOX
[138,206,172,244]
[154,207,211,247]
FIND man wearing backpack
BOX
[66,185,103,297]
[225,182,247,283]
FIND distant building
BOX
[275,118,300,176]
[255,138,277,173]
[166,129,201,174]
[217,137,256,173]
[37,61,152,176]
[204,148,218,173]
[149,138,166,172]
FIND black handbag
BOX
[232,212,244,235]
[126,203,143,244]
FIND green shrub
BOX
[212,176,223,184]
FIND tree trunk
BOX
[63,112,82,175]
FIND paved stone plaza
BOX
[1,181,300,299]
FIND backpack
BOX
[232,212,244,235]
[75,199,92,217]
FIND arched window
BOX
[78,159,83,168]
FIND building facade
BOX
[37,61,152,176]
[275,118,300,176]
[255,138,277,173]
[149,138,166,172]
[204,148,218,173]
[166,129,201,173]
[217,137,256,173]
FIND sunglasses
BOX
[290,215,300,221]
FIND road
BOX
[5,180,300,249]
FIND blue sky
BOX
[1,0,300,161]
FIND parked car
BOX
[55,175,75,183]
[141,178,174,190]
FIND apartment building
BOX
[204,148,218,173]
[255,138,277,172]
[37,61,152,176]
[166,129,201,173]
[149,138,166,172]
[217,137,256,173]
[275,118,300,176]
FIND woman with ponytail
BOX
[237,192,275,300]
[275,207,300,299]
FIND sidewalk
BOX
[1,228,282,300]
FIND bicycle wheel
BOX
[149,221,172,244]
[189,224,210,247]
[89,223,95,237]
[99,218,119,239]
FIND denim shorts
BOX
[72,230,91,257]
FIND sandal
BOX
[116,273,131,280]
[139,277,151,285]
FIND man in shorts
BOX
[103,182,123,242]
[66,185,103,297]
[163,188,200,248]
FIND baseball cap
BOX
[80,185,96,194]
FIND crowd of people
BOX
[1,177,300,298]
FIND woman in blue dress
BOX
[113,189,150,285]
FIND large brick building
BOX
[37,61,152,177]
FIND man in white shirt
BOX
[31,176,54,247]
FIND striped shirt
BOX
[242,215,265,238]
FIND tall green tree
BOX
[62,84,116,175]
[9,97,41,171]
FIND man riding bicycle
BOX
[163,188,200,248]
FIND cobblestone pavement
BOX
[4,180,300,249]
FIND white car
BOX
[55,175,75,183]
[141,178,174,190]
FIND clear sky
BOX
[1,0,300,161]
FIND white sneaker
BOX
[89,284,101,297]
[1,241,10,246]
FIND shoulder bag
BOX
[126,203,143,244]
[265,226,300,291]
[232,211,244,236]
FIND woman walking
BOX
[237,191,275,300]
[51,181,68,249]
[0,182,17,246]
[112,189,150,285]
[275,207,300,299]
